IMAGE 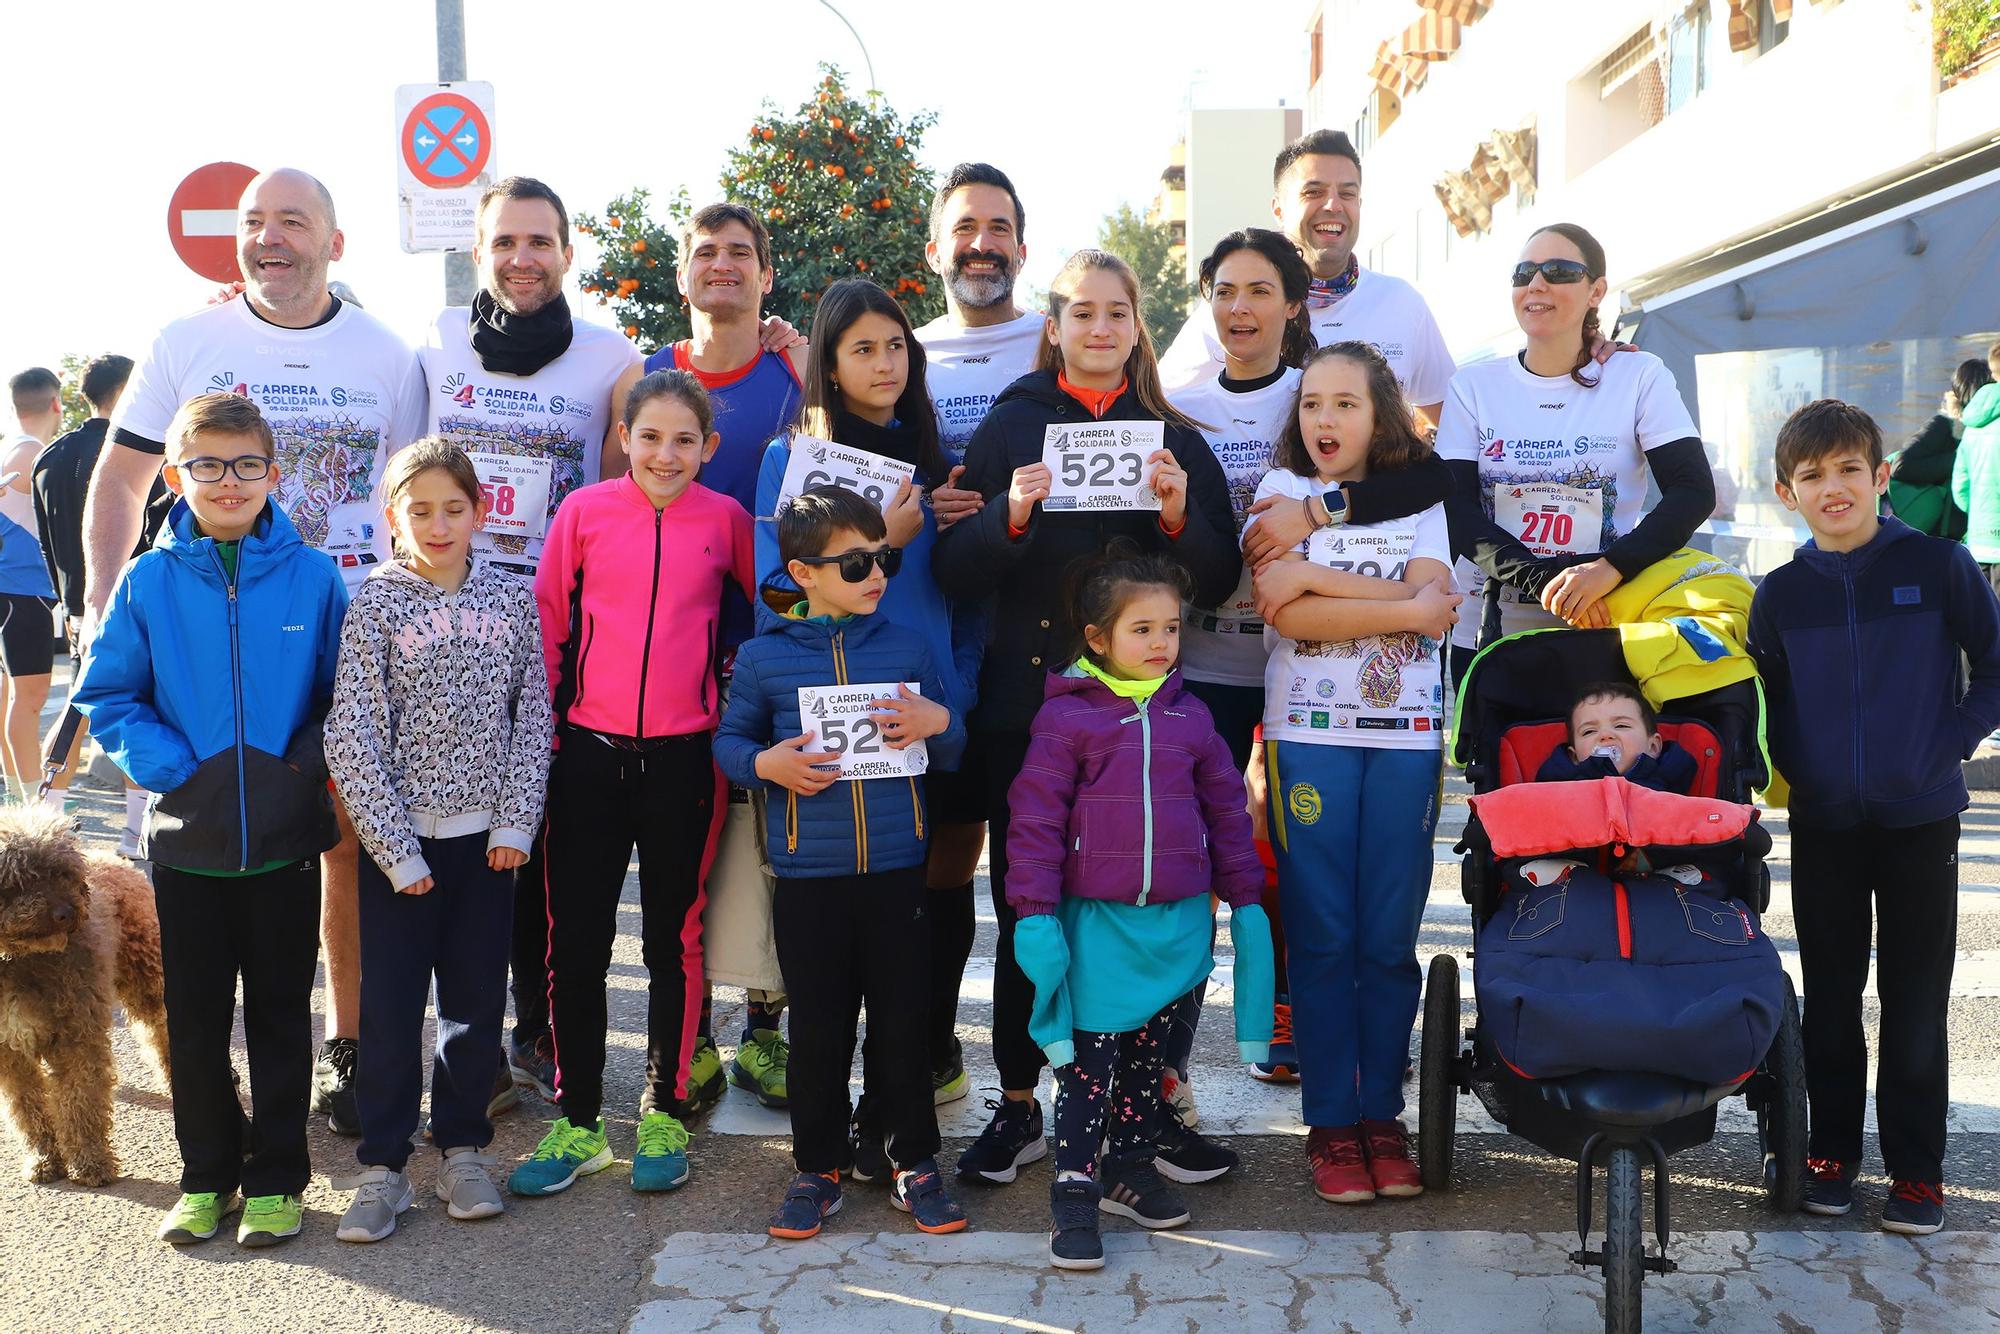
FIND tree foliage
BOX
[1097,203,1189,354]
[577,66,943,351]
[56,353,92,435]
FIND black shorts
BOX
[0,594,54,676]
[924,761,988,828]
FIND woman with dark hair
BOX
[751,278,986,1156]
[1891,358,1992,540]
[1437,223,1714,682]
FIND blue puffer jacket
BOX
[74,499,347,871]
[714,591,967,877]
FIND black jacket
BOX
[32,419,171,619]
[932,371,1240,734]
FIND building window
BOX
[1758,0,1790,53]
[1666,3,1712,114]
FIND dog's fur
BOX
[0,807,168,1185]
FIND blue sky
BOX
[1,0,1311,385]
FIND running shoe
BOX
[1249,999,1300,1083]
[1307,1126,1374,1204]
[312,1037,361,1136]
[506,1117,613,1197]
[236,1193,303,1247]
[1098,1151,1189,1228]
[335,1168,413,1243]
[632,1111,691,1192]
[730,1029,790,1109]
[955,1096,1047,1186]
[1049,1177,1105,1270]
[670,1038,727,1119]
[508,1030,558,1101]
[158,1191,237,1244]
[1881,1180,1945,1235]
[1155,1101,1238,1184]
[1361,1118,1423,1197]
[933,1036,969,1106]
[768,1172,842,1240]
[891,1159,969,1234]
[1802,1157,1857,1216]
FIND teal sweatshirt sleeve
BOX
[1229,904,1276,1064]
[1013,914,1075,1068]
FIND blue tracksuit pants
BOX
[1267,740,1440,1128]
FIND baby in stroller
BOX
[1536,682,1694,794]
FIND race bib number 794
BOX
[797,682,929,781]
[1042,421,1164,512]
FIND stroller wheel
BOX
[1418,954,1461,1191]
[1758,973,1807,1212]
[1603,1146,1645,1334]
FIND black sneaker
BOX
[1155,1103,1238,1184]
[955,1097,1047,1186]
[1048,1178,1104,1270]
[1802,1157,1857,1216]
[312,1038,360,1137]
[1881,1180,1945,1235]
[847,1118,890,1185]
[1098,1151,1190,1229]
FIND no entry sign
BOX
[396,82,496,254]
[167,161,258,282]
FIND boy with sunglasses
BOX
[76,392,348,1246]
[715,485,970,1240]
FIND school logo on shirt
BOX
[443,372,475,407]
[209,372,243,394]
[1480,431,1506,461]
[1287,782,1322,826]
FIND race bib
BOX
[468,452,554,542]
[777,436,916,512]
[1042,421,1164,512]
[1279,521,1443,740]
[797,682,929,781]
[1494,481,1602,557]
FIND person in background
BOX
[1890,358,1990,540]
[1949,342,2000,588]
[0,368,61,806]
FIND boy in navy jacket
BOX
[1747,399,2000,1235]
[715,486,967,1242]
[75,393,347,1249]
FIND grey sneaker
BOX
[437,1147,504,1220]
[335,1167,414,1243]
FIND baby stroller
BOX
[1421,622,1806,1334]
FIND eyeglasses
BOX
[175,455,272,483]
[794,546,902,582]
[1511,259,1593,288]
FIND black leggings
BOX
[543,728,722,1128]
[974,730,1046,1092]
[1052,1007,1174,1177]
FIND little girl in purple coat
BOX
[1005,546,1275,1272]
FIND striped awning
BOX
[1771,0,1791,19]
[1416,0,1490,22]
[1399,11,1464,59]
[1369,38,1430,96]
[1726,0,1758,52]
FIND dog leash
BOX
[37,706,86,802]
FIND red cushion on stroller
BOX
[1496,720,1725,797]
[1468,776,1752,860]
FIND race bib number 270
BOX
[797,682,929,781]
[1041,421,1164,512]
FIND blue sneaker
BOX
[1881,1180,1945,1235]
[955,1097,1047,1186]
[507,1118,612,1198]
[1802,1157,1856,1216]
[768,1172,842,1239]
[1249,998,1299,1083]
[631,1112,690,1192]
[508,1030,557,1102]
[891,1159,968,1234]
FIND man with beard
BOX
[416,175,645,1112]
[81,167,428,1137]
[1158,130,1454,429]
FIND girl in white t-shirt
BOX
[1250,342,1461,1206]
[1437,223,1713,680]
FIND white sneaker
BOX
[116,828,142,860]
[437,1147,504,1220]
[336,1167,414,1243]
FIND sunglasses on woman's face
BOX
[795,546,903,582]
[1511,259,1593,287]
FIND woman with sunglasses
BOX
[1437,223,1713,682]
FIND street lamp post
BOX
[817,0,878,90]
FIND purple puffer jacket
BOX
[1006,666,1262,918]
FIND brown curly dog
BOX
[0,806,169,1185]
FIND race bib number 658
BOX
[776,436,916,512]
[1042,421,1164,512]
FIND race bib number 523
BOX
[797,682,928,781]
[1041,421,1164,512]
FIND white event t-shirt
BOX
[914,309,1045,455]
[418,308,643,583]
[1255,468,1451,752]
[1168,368,1301,687]
[111,298,427,587]
[1159,268,1455,409]
[1435,349,1699,647]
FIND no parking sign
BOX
[395,82,496,253]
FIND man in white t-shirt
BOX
[416,175,644,1109]
[1159,130,1455,428]
[82,166,427,1139]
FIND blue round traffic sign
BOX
[402,92,491,189]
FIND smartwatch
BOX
[1315,487,1349,528]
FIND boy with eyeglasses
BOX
[714,485,970,1240]
[75,392,348,1247]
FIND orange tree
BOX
[576,65,942,351]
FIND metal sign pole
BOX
[437,0,477,307]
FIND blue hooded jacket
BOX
[714,589,966,878]
[1747,516,2000,829]
[74,498,348,870]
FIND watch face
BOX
[1322,488,1347,520]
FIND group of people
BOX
[4,126,1984,1269]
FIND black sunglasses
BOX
[175,454,273,483]
[795,546,902,582]
[1511,259,1593,288]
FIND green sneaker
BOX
[235,1193,302,1248]
[506,1117,613,1198]
[631,1111,691,1192]
[932,1036,969,1106]
[729,1029,790,1109]
[670,1038,727,1119]
[158,1190,237,1244]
